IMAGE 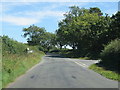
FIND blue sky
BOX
[0,1,119,43]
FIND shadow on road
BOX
[45,53,65,58]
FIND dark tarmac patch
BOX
[72,75,76,79]
[30,75,35,79]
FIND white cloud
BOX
[1,2,33,14]
[1,1,118,26]
[2,15,39,25]
[1,10,65,26]
[1,2,66,26]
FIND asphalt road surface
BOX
[7,53,118,88]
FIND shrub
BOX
[38,46,45,52]
[2,36,27,54]
[100,39,120,70]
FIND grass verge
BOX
[89,64,119,81]
[2,51,45,88]
[72,57,90,60]
[0,62,2,90]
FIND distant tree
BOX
[23,25,57,52]
[43,32,57,51]
[23,25,46,46]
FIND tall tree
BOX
[110,11,120,39]
[23,25,57,52]
[56,6,114,58]
[23,25,46,46]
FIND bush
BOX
[100,39,120,70]
[38,46,46,52]
[2,36,27,54]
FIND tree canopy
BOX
[23,25,56,52]
[56,6,120,58]
[22,7,120,57]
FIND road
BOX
[7,53,118,88]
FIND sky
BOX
[0,0,119,43]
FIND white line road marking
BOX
[74,62,88,68]
[68,59,88,68]
[75,61,87,66]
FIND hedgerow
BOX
[100,39,120,71]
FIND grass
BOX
[1,36,46,88]
[0,37,2,90]
[89,64,119,81]
[0,62,2,90]
[2,51,45,88]
[72,57,90,60]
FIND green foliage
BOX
[109,11,120,40]
[2,36,45,88]
[23,25,57,52]
[100,39,120,70]
[56,6,120,60]
[0,36,2,89]
[38,45,45,51]
[23,25,46,46]
[89,7,103,16]
[2,36,27,54]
